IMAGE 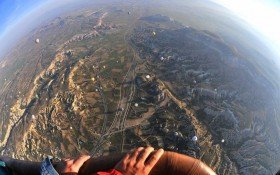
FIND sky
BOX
[212,0,280,58]
[0,0,280,62]
[0,0,81,57]
[0,0,45,37]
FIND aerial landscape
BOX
[0,0,280,174]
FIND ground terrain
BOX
[0,3,280,175]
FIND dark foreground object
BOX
[79,151,216,175]
[2,151,216,175]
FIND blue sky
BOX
[0,0,280,66]
[0,0,80,58]
[0,0,45,34]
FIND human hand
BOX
[55,155,90,174]
[114,147,164,175]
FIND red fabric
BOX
[95,169,123,175]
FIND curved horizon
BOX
[212,0,280,68]
[0,0,280,70]
[0,0,79,58]
[0,0,45,35]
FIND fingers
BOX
[137,147,154,164]
[145,148,164,170]
[73,155,91,168]
[130,147,144,162]
[122,152,130,163]
[114,147,144,172]
[115,147,164,175]
[63,158,71,162]
[65,159,74,166]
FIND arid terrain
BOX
[0,2,280,175]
